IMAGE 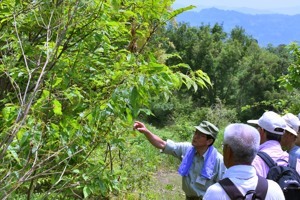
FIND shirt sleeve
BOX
[252,155,268,178]
[296,158,300,175]
[162,139,191,160]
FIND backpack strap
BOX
[219,176,268,200]
[219,178,244,199]
[257,151,276,168]
[255,176,268,200]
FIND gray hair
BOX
[224,123,260,164]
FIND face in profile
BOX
[192,130,212,148]
[280,130,296,150]
[295,132,300,147]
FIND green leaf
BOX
[168,5,196,20]
[52,99,62,115]
[83,186,91,198]
[8,145,21,166]
[73,169,80,174]
[52,77,63,88]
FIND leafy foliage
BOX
[279,43,300,91]
[0,0,208,198]
[1,0,299,198]
[161,22,296,121]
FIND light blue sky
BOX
[173,0,300,15]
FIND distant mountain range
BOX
[175,8,300,47]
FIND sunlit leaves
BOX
[0,0,205,198]
[2,103,19,122]
[168,5,196,21]
[279,43,300,91]
[7,145,20,166]
[52,99,62,115]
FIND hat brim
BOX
[285,126,298,136]
[247,120,259,125]
[194,126,215,138]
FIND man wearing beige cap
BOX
[281,113,300,167]
[133,120,226,200]
[247,111,300,177]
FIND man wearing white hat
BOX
[281,113,300,166]
[247,111,300,177]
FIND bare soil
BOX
[151,169,185,200]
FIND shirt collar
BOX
[259,140,281,151]
[223,165,256,180]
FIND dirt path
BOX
[151,169,185,199]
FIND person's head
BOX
[247,111,292,144]
[222,123,260,168]
[192,121,219,148]
[281,113,299,150]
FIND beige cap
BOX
[194,121,219,139]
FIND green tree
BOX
[162,22,294,122]
[0,0,211,198]
[237,44,288,120]
[164,24,257,107]
[279,43,300,91]
[163,23,227,105]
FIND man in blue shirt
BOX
[133,120,226,200]
[281,113,300,167]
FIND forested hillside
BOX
[0,1,300,199]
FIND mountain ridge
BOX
[175,8,300,46]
